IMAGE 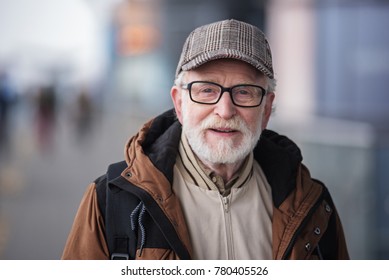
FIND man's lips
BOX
[208,127,239,134]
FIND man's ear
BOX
[261,92,275,129]
[171,86,183,124]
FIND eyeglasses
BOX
[181,81,267,108]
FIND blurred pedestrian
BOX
[0,70,13,151]
[62,19,349,260]
[73,89,95,142]
[34,85,57,153]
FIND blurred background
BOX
[0,0,388,260]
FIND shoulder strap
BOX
[96,160,190,260]
[95,160,139,260]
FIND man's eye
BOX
[236,90,250,95]
[200,87,216,93]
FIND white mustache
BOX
[198,116,252,135]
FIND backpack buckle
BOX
[111,253,129,260]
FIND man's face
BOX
[171,59,275,165]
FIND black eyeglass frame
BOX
[181,81,267,108]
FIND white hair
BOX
[174,71,186,87]
[266,76,277,93]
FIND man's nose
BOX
[214,91,236,119]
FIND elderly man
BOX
[62,19,349,260]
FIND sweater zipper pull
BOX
[223,197,230,213]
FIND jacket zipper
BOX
[281,190,325,259]
[221,196,234,259]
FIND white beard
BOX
[182,108,263,164]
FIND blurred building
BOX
[314,0,389,259]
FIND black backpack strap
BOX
[96,160,189,260]
[95,160,139,260]
[95,174,107,219]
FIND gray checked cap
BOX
[175,19,274,79]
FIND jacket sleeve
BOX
[61,183,109,260]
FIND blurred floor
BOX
[0,98,152,259]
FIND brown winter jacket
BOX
[62,109,349,260]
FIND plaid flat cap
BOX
[176,19,274,79]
